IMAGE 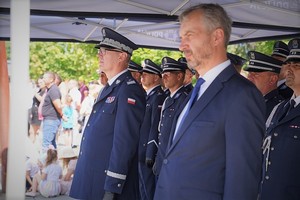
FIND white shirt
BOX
[173,60,231,140]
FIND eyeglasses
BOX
[98,47,123,55]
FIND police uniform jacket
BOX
[138,85,166,162]
[260,99,300,200]
[184,83,193,94]
[154,64,265,200]
[264,88,284,120]
[154,86,188,176]
[278,82,293,100]
[70,71,146,200]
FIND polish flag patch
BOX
[127,98,136,105]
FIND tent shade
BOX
[1,0,300,50]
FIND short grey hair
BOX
[179,3,232,47]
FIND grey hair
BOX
[179,3,232,47]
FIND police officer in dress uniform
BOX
[259,38,300,200]
[244,51,284,119]
[271,41,293,99]
[178,57,194,94]
[153,57,188,178]
[138,59,166,200]
[227,52,246,73]
[69,27,146,200]
[128,60,143,84]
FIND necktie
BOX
[279,99,295,121]
[172,78,205,141]
[187,78,205,111]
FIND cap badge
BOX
[292,40,298,48]
[250,52,255,60]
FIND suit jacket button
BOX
[274,133,278,137]
[163,159,168,164]
[117,183,121,187]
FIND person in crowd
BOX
[25,155,40,192]
[41,72,63,150]
[61,95,75,147]
[128,60,143,84]
[55,73,68,105]
[154,4,265,200]
[244,51,284,119]
[271,41,293,99]
[260,38,300,200]
[70,27,146,200]
[138,58,165,200]
[178,57,194,94]
[28,77,47,143]
[153,57,188,178]
[227,52,246,73]
[78,77,89,103]
[59,147,78,196]
[25,147,62,197]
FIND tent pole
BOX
[6,0,30,199]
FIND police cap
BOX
[244,51,283,74]
[285,38,300,63]
[95,27,138,55]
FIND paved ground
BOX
[0,192,75,200]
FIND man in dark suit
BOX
[70,27,146,200]
[153,57,188,178]
[154,4,266,200]
[138,59,165,200]
[260,38,300,200]
[244,51,284,119]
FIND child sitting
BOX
[25,146,62,197]
[25,156,39,192]
[59,147,78,195]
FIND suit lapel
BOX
[166,65,236,155]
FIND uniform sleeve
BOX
[223,85,265,200]
[104,83,146,194]
[146,93,165,160]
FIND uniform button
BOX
[163,159,168,164]
[159,133,161,136]
[87,124,90,127]
[159,142,161,145]
[162,115,164,117]
[93,110,96,113]
[271,147,274,151]
[82,137,85,141]
[143,143,146,146]
[161,124,163,127]
[80,151,83,155]
[103,110,105,113]
[274,133,278,137]
[265,176,269,180]
[268,161,271,165]
[169,115,171,117]
[294,135,298,139]
[117,184,121,187]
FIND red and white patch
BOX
[127,98,136,105]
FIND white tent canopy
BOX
[1,0,300,50]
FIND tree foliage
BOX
[5,39,289,82]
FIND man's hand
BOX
[145,157,154,168]
[103,191,118,200]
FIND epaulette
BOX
[127,80,136,85]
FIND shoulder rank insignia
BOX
[127,80,136,85]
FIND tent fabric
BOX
[0,0,300,50]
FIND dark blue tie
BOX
[187,78,205,111]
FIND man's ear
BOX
[212,28,224,47]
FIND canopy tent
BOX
[1,0,300,50]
